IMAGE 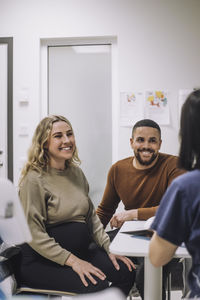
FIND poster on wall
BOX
[120,91,144,127]
[144,90,170,125]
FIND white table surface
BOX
[109,221,190,300]
[109,220,189,258]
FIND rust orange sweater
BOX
[97,153,185,227]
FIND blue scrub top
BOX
[151,170,200,298]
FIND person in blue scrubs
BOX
[149,89,200,298]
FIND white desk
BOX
[109,221,190,300]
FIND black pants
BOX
[16,222,135,296]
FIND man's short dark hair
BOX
[132,119,161,137]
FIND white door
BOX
[48,44,112,207]
[0,44,8,178]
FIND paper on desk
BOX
[143,216,155,229]
[121,216,155,237]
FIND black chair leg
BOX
[166,273,171,300]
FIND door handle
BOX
[0,161,3,167]
[0,150,3,155]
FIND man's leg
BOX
[106,228,120,242]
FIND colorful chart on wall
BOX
[144,90,170,125]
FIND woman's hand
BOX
[65,253,106,287]
[108,253,136,272]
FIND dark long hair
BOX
[179,89,200,170]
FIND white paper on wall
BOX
[120,91,144,127]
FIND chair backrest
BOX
[0,178,32,298]
[0,178,32,245]
[0,242,19,299]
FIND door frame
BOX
[0,37,13,181]
[40,36,119,163]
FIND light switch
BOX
[19,88,29,105]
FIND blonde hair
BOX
[19,115,81,185]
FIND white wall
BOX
[0,0,200,185]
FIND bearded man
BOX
[96,119,185,300]
[97,118,184,227]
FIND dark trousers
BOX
[16,222,135,296]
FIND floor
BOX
[131,290,183,300]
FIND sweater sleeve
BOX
[89,203,110,254]
[96,165,121,227]
[19,171,71,265]
[138,156,185,220]
[167,156,185,187]
[138,206,158,220]
[80,170,110,253]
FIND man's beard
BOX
[134,148,158,166]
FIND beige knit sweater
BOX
[19,166,110,265]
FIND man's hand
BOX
[110,209,138,229]
[66,253,106,287]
